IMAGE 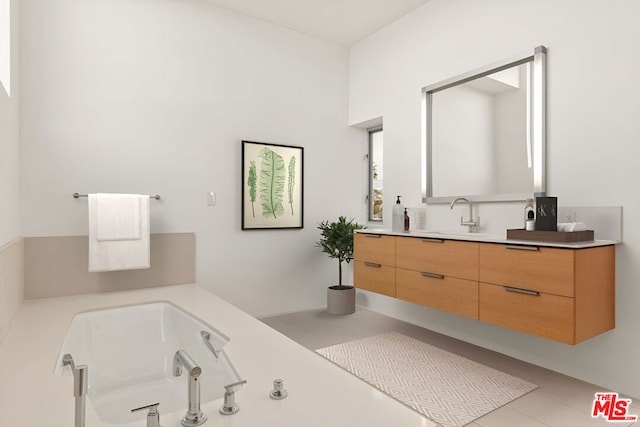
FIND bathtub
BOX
[54,301,241,424]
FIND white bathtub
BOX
[54,301,241,424]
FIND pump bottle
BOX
[404,208,410,232]
[524,198,535,231]
[392,196,404,232]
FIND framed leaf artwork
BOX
[241,140,304,230]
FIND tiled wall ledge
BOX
[24,233,195,299]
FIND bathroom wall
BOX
[0,0,19,246]
[0,0,22,345]
[350,0,640,398]
[19,0,364,315]
[0,239,23,345]
[24,233,195,299]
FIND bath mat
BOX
[316,332,537,427]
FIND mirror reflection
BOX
[422,46,546,203]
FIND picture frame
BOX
[241,140,304,230]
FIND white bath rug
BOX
[316,331,537,427]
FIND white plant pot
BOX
[327,286,356,315]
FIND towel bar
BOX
[73,193,161,200]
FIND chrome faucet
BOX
[62,354,88,427]
[219,380,248,415]
[449,197,479,232]
[200,330,220,359]
[173,350,207,427]
[131,402,162,427]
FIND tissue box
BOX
[506,229,594,243]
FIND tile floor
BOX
[259,307,638,427]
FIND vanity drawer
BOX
[479,283,575,344]
[354,261,396,297]
[396,237,478,281]
[354,234,396,266]
[396,268,478,319]
[479,243,574,297]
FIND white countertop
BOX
[0,284,434,427]
[358,228,618,249]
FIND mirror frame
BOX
[421,46,547,204]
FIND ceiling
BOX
[202,0,432,46]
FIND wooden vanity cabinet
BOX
[395,237,478,280]
[396,269,478,319]
[352,232,615,344]
[478,243,615,345]
[354,234,396,297]
[479,244,574,296]
[395,237,479,319]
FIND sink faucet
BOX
[173,350,207,427]
[449,197,479,233]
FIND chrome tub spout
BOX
[173,350,207,427]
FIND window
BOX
[0,0,9,97]
[368,127,383,221]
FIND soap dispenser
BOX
[392,196,404,232]
[524,198,535,231]
[404,208,411,232]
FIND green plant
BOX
[315,216,365,289]
[287,156,296,215]
[247,160,257,218]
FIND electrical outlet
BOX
[564,211,576,223]
[410,209,427,229]
[417,211,427,228]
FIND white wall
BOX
[0,0,19,245]
[0,0,9,97]
[0,0,22,345]
[20,0,365,316]
[350,0,640,398]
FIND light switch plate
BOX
[207,192,216,206]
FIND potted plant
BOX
[315,216,365,315]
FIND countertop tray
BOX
[506,228,594,243]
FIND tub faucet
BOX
[200,331,220,359]
[219,380,248,415]
[62,354,88,427]
[131,402,162,427]
[173,350,207,427]
[450,197,480,233]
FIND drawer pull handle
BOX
[364,234,382,238]
[421,238,444,243]
[421,272,444,279]
[504,286,540,296]
[504,245,539,251]
[364,262,382,268]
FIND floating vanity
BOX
[354,230,616,345]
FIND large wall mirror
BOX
[421,46,547,203]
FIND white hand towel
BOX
[88,194,150,272]
[557,222,587,232]
[96,193,142,241]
